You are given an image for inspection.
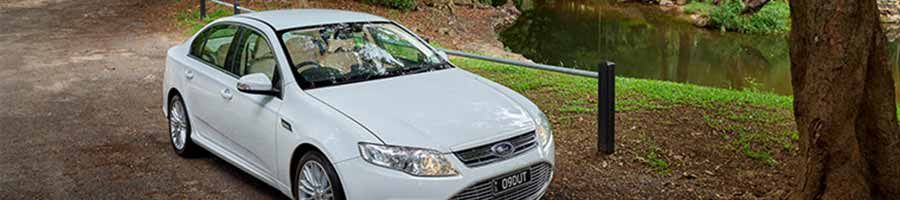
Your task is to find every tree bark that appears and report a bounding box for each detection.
[789,0,900,199]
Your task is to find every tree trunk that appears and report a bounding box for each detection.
[789,0,900,199]
[741,0,770,14]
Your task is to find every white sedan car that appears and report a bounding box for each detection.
[162,9,555,200]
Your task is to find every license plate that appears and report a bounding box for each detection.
[493,169,531,193]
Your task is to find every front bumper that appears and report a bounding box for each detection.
[334,139,555,200]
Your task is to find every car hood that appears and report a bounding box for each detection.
[305,68,535,152]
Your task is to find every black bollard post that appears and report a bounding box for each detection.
[199,0,207,19]
[598,61,615,154]
[234,0,240,15]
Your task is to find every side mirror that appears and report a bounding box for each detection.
[436,50,449,61]
[236,73,275,95]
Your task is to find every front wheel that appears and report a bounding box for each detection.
[294,151,346,200]
[168,95,202,157]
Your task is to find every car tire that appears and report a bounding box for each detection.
[293,151,346,200]
[168,94,202,157]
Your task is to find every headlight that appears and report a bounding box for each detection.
[358,143,459,177]
[535,112,553,148]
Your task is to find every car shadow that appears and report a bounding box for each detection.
[198,153,291,199]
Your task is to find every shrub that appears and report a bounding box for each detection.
[707,0,790,34]
[362,0,417,11]
[744,1,790,34]
[709,0,745,31]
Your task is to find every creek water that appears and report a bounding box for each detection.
[499,0,900,96]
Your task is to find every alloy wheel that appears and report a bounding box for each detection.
[169,99,188,150]
[298,160,334,200]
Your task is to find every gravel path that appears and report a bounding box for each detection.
[0,0,287,199]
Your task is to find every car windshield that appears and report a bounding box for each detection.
[280,22,449,89]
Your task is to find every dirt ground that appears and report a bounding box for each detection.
[0,0,798,199]
[0,0,285,199]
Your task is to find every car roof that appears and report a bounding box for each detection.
[239,9,392,31]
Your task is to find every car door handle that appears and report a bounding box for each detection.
[220,89,233,100]
[185,70,194,80]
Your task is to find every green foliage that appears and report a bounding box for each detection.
[742,144,778,166]
[560,99,593,113]
[702,105,794,166]
[176,8,231,36]
[708,0,745,32]
[691,0,790,34]
[742,77,762,92]
[362,0,417,11]
[647,150,670,173]
[683,1,715,15]
[615,77,793,110]
[744,1,791,34]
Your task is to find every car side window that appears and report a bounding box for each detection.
[189,31,206,57]
[236,29,276,80]
[195,24,239,71]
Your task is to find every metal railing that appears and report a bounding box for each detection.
[439,49,598,78]
[198,0,616,154]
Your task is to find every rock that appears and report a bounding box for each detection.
[422,0,481,7]
[659,0,675,7]
[438,27,454,36]
[883,15,900,23]
[681,172,697,180]
[635,156,647,163]
[691,14,710,27]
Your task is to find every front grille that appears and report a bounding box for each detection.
[454,131,537,167]
[450,163,552,200]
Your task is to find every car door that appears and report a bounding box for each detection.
[225,26,283,175]
[185,24,241,145]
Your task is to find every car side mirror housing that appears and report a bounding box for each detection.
[237,73,276,95]
[436,50,449,62]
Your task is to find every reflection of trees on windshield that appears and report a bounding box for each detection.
[282,23,446,89]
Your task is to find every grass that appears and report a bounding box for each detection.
[176,7,232,36]
[642,134,671,173]
[455,57,792,111]
[646,147,671,173]
[455,57,797,166]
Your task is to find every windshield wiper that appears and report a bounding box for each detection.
[302,63,452,89]
[394,62,449,75]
